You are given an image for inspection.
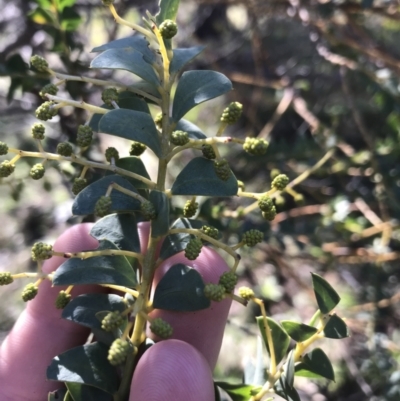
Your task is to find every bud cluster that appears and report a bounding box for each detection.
[129,141,147,156]
[183,200,198,218]
[221,102,243,124]
[214,159,231,181]
[108,338,130,366]
[95,196,112,217]
[101,311,124,332]
[204,283,226,302]
[150,318,173,339]
[35,101,58,121]
[243,137,269,156]
[31,242,53,261]
[184,237,203,260]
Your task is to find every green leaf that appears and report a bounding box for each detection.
[47,342,119,395]
[90,213,140,253]
[311,273,341,314]
[159,218,204,260]
[92,35,155,64]
[60,7,81,31]
[53,240,137,287]
[48,388,68,401]
[284,350,295,388]
[156,0,180,24]
[274,377,301,401]
[323,314,350,339]
[172,71,232,122]
[171,157,238,196]
[72,175,141,216]
[99,109,161,157]
[281,321,318,342]
[113,157,151,189]
[91,48,160,86]
[175,119,207,139]
[256,317,290,365]
[89,92,150,132]
[153,264,210,311]
[214,382,255,401]
[170,47,205,76]
[66,383,112,401]
[29,6,55,25]
[150,190,170,237]
[62,294,127,328]
[295,348,335,381]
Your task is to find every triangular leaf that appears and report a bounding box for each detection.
[66,382,113,401]
[150,190,170,237]
[281,321,318,342]
[256,317,290,365]
[72,175,141,216]
[53,240,137,287]
[274,376,301,401]
[171,157,238,196]
[175,119,207,139]
[90,213,141,253]
[323,314,350,339]
[284,350,295,388]
[172,70,232,122]
[91,48,160,86]
[47,342,120,395]
[170,46,205,76]
[153,263,210,311]
[159,218,204,260]
[311,273,341,314]
[214,382,255,401]
[91,35,155,64]
[99,109,161,157]
[295,348,335,381]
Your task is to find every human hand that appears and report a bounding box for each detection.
[0,223,231,401]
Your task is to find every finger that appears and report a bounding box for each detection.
[0,224,99,401]
[130,339,214,401]
[149,247,232,370]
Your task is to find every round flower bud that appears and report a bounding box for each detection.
[150,318,173,339]
[201,225,219,240]
[204,283,226,302]
[170,130,189,146]
[271,174,289,191]
[30,163,45,180]
[31,123,45,140]
[220,102,243,124]
[55,291,71,309]
[243,137,269,156]
[214,159,231,181]
[0,272,13,286]
[102,311,124,332]
[242,229,263,247]
[95,196,112,217]
[184,237,203,261]
[201,144,216,160]
[108,338,131,366]
[140,201,157,220]
[154,112,163,129]
[101,88,119,106]
[72,177,87,195]
[218,271,238,293]
[129,141,147,156]
[56,142,73,157]
[21,283,39,302]
[105,147,120,162]
[183,200,198,218]
[31,242,53,261]
[238,286,255,301]
[262,209,277,222]
[159,19,178,39]
[35,101,57,121]
[0,161,15,178]
[39,83,58,99]
[258,196,274,213]
[76,125,93,148]
[0,142,9,156]
[30,55,49,72]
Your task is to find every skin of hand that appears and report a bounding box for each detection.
[0,223,231,401]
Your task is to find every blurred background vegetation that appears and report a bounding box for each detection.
[1,0,400,400]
